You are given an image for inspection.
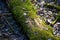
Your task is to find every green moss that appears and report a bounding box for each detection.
[57,11,60,20]
[8,0,60,40]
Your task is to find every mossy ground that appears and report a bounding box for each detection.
[8,0,60,40]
